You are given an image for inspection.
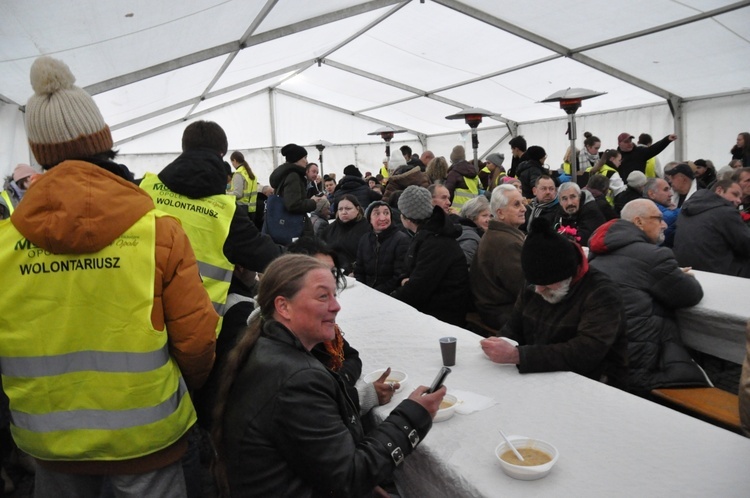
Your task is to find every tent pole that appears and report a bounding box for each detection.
[269,89,278,169]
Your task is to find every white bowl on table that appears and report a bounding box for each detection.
[433,393,459,423]
[363,369,408,393]
[495,436,559,480]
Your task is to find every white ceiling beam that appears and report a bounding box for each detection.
[273,87,427,138]
[324,60,511,125]
[574,1,750,53]
[432,0,676,101]
[110,60,313,131]
[84,0,403,96]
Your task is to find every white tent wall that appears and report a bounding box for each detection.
[683,92,750,167]
[0,103,33,179]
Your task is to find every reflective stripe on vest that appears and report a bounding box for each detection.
[1,191,14,216]
[235,167,258,213]
[140,173,234,334]
[0,211,196,461]
[453,176,480,207]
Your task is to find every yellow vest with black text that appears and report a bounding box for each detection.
[140,173,234,335]
[0,211,196,461]
[0,191,14,218]
[453,176,480,208]
[235,167,258,214]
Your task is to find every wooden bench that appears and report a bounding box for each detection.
[651,387,741,433]
[465,312,500,338]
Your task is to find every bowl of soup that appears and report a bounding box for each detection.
[363,369,408,393]
[495,436,559,480]
[433,393,459,423]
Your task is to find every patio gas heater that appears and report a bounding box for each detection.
[368,126,407,173]
[445,107,495,170]
[540,88,605,183]
[311,139,333,179]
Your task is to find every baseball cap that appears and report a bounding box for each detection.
[617,132,635,143]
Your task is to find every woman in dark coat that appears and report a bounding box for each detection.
[319,194,370,274]
[212,254,443,497]
[268,143,317,240]
[355,201,410,294]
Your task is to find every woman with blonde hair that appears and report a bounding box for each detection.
[211,254,444,497]
[228,150,258,220]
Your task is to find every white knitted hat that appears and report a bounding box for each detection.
[25,56,113,168]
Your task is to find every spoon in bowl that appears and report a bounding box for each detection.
[498,428,525,462]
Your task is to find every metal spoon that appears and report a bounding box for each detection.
[498,428,525,462]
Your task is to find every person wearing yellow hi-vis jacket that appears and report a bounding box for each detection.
[142,121,283,335]
[445,145,480,209]
[2,55,217,496]
[227,150,258,220]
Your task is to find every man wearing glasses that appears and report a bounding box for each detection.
[588,199,707,394]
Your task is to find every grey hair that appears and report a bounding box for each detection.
[620,198,653,222]
[642,178,664,198]
[459,195,490,221]
[490,184,518,213]
[557,182,581,196]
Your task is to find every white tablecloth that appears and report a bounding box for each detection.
[337,278,750,497]
[677,270,750,364]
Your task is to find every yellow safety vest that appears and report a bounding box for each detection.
[0,211,196,461]
[0,191,14,217]
[140,173,234,335]
[645,157,657,178]
[380,165,390,179]
[453,176,480,208]
[596,165,618,206]
[235,167,258,214]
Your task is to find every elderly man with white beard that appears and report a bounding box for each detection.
[480,217,628,389]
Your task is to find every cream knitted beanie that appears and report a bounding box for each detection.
[25,56,113,168]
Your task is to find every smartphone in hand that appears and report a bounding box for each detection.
[427,366,451,394]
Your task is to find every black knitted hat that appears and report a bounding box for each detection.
[521,217,579,285]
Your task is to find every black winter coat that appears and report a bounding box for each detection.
[618,137,672,180]
[222,320,432,497]
[158,149,282,271]
[391,206,470,326]
[269,162,316,239]
[354,224,410,294]
[333,176,382,212]
[500,259,628,389]
[320,217,371,274]
[673,189,750,277]
[589,219,707,392]
[516,159,547,199]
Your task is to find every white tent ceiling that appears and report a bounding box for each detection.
[2,0,750,179]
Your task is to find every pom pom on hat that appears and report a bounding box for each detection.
[398,185,434,221]
[450,145,466,163]
[281,143,307,163]
[25,56,113,168]
[521,217,580,285]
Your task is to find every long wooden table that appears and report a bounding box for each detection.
[336,278,750,497]
[677,270,750,364]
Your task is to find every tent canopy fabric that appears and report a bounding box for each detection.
[2,0,749,180]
